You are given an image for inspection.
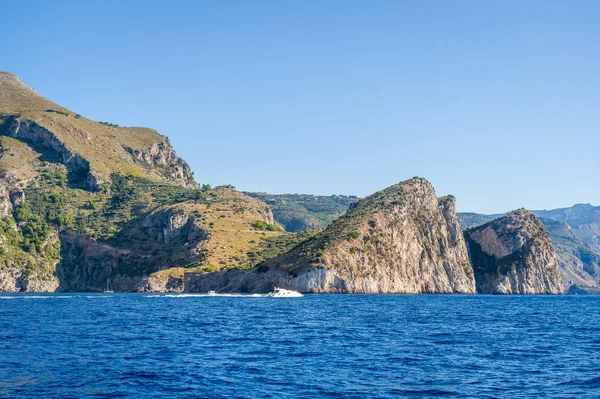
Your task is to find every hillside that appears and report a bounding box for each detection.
[0,72,294,292]
[188,178,476,293]
[0,72,196,190]
[244,192,358,232]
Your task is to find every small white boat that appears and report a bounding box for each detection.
[207,290,217,295]
[268,287,303,298]
[104,278,114,293]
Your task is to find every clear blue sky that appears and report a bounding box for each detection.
[2,0,598,213]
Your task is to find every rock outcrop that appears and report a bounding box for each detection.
[135,272,185,293]
[465,209,563,294]
[0,268,60,292]
[187,178,476,294]
[124,141,197,188]
[0,228,61,293]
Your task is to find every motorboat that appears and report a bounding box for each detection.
[207,290,217,295]
[267,287,303,298]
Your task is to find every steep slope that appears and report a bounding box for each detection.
[0,72,292,292]
[0,72,196,190]
[464,209,563,294]
[187,178,476,293]
[245,192,358,232]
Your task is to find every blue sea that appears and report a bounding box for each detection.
[1,294,599,398]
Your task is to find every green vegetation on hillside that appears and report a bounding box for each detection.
[245,192,358,232]
[457,213,498,229]
[253,220,282,232]
[22,170,207,241]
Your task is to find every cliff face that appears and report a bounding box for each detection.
[0,227,61,293]
[188,178,476,294]
[465,209,563,294]
[56,204,207,292]
[0,268,60,292]
[124,141,197,188]
[459,205,600,293]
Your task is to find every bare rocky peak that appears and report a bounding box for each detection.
[468,209,544,258]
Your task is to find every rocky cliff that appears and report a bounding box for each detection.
[465,209,563,294]
[459,208,600,293]
[187,178,476,293]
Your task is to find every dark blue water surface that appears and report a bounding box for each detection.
[1,294,599,398]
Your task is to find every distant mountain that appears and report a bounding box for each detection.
[244,192,358,232]
[456,212,498,229]
[539,218,600,291]
[533,204,600,249]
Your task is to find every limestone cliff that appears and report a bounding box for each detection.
[465,209,563,294]
[187,178,476,293]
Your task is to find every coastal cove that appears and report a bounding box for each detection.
[1,293,599,398]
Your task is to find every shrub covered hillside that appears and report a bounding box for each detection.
[0,72,300,292]
[244,192,358,232]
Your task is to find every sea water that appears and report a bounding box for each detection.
[1,294,599,398]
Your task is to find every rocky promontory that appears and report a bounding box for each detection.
[187,178,477,294]
[465,209,563,294]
